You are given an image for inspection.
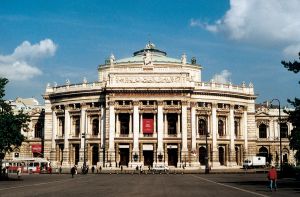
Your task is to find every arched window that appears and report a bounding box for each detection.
[34,122,43,138]
[198,119,207,135]
[218,120,224,136]
[259,124,267,138]
[280,123,288,138]
[92,119,99,136]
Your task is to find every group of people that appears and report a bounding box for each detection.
[70,165,101,177]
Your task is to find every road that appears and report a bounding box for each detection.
[0,173,299,197]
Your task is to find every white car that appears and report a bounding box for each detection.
[152,165,169,173]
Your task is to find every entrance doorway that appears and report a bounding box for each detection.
[119,148,129,166]
[167,148,178,166]
[199,147,206,165]
[143,151,153,166]
[74,144,79,165]
[92,145,99,165]
[219,147,225,165]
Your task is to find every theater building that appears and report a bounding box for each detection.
[6,43,295,169]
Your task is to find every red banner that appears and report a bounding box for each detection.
[32,144,42,153]
[143,118,154,134]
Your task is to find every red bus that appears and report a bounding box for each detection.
[5,158,50,174]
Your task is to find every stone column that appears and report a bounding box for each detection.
[164,113,167,137]
[140,113,143,136]
[157,101,164,163]
[154,114,157,135]
[229,105,236,166]
[133,101,139,152]
[78,104,87,167]
[191,102,196,151]
[243,108,248,158]
[108,101,116,167]
[116,113,119,137]
[211,103,219,167]
[62,106,70,167]
[50,109,57,165]
[181,101,188,164]
[99,104,105,167]
[131,101,140,167]
[190,102,200,167]
[129,113,132,137]
[177,113,181,137]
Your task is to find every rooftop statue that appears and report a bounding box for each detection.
[144,50,152,66]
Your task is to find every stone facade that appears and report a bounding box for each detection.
[6,43,296,169]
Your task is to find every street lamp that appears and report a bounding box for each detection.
[205,129,210,174]
[270,99,282,176]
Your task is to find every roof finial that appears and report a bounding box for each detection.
[146,41,155,49]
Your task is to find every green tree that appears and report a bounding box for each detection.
[0,78,30,178]
[281,52,300,164]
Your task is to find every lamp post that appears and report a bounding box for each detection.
[205,130,210,174]
[270,99,282,176]
[82,133,87,173]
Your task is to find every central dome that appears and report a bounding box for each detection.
[115,42,182,64]
[133,42,167,57]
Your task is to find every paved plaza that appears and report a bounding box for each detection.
[0,173,299,197]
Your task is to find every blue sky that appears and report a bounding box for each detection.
[0,0,299,106]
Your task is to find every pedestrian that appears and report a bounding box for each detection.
[48,166,52,174]
[74,165,77,174]
[99,166,102,173]
[17,167,21,179]
[267,165,277,191]
[59,166,62,174]
[91,166,95,173]
[71,166,76,178]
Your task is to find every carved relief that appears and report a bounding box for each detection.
[256,119,270,127]
[114,76,184,84]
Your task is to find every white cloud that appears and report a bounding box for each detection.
[193,0,300,57]
[283,44,300,58]
[0,39,57,80]
[211,70,231,84]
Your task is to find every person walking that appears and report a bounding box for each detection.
[71,166,76,178]
[17,167,22,179]
[267,166,277,191]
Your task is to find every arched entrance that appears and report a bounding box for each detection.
[219,147,225,165]
[258,146,269,163]
[282,148,289,163]
[92,145,99,165]
[199,147,206,165]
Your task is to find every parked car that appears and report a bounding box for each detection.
[152,165,169,173]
